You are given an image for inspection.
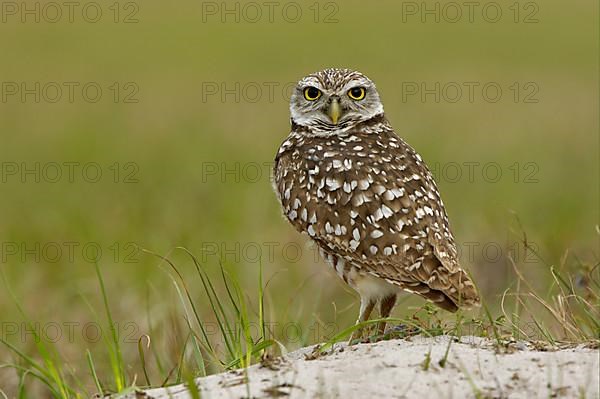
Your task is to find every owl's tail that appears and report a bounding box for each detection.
[405,268,481,312]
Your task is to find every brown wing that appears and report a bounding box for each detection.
[273,122,479,309]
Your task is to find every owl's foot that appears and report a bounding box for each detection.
[348,298,376,345]
[350,324,419,345]
[348,330,386,345]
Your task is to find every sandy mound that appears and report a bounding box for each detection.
[127,336,599,398]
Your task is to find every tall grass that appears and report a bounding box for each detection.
[145,247,278,373]
[0,238,598,397]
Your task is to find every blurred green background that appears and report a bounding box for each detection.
[0,0,598,394]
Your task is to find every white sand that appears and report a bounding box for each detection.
[128,336,599,399]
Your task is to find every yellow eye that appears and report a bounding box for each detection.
[303,87,321,101]
[348,87,366,100]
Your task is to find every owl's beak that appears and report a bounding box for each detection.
[328,99,342,125]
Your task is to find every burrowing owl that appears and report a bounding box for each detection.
[273,68,479,341]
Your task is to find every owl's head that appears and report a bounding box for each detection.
[290,68,384,134]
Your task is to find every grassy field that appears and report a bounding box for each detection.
[0,0,598,397]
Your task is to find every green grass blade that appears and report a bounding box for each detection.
[92,261,126,391]
[86,349,103,395]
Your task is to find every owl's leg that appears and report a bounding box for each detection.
[348,297,375,344]
[377,294,397,335]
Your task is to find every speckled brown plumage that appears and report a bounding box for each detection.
[273,68,479,339]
